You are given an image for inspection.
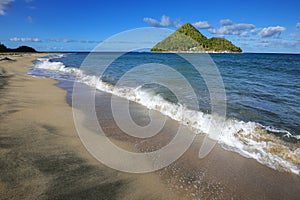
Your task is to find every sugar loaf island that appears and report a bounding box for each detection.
[151,23,242,53]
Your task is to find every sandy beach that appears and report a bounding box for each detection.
[0,54,181,200]
[0,53,300,200]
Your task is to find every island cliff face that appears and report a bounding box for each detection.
[151,23,242,53]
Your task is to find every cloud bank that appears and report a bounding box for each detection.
[9,37,101,43]
[192,21,211,29]
[209,23,255,36]
[0,0,14,15]
[9,37,41,42]
[144,15,212,29]
[219,19,233,25]
[143,15,173,27]
[46,38,101,43]
[258,26,286,38]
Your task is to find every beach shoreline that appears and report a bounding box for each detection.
[0,53,300,199]
[0,53,183,200]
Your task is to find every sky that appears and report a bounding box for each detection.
[0,0,300,53]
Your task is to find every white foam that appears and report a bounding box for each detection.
[35,57,84,77]
[35,58,66,71]
[266,126,300,139]
[32,55,300,175]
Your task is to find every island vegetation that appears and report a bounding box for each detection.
[151,23,242,53]
[0,43,37,53]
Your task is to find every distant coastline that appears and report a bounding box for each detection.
[0,43,37,53]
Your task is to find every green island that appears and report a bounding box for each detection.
[151,23,242,53]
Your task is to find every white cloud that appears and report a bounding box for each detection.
[143,17,159,26]
[258,26,286,38]
[289,33,300,41]
[27,16,32,23]
[9,37,41,42]
[212,23,255,35]
[160,15,172,26]
[240,31,248,37]
[220,19,233,25]
[173,20,182,28]
[235,37,258,41]
[47,38,101,43]
[143,15,172,27]
[192,21,211,29]
[250,28,262,35]
[296,23,300,30]
[47,38,70,43]
[143,15,213,30]
[208,28,217,34]
[255,39,299,48]
[143,15,184,28]
[9,37,100,44]
[0,0,14,15]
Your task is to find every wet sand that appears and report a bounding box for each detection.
[0,53,300,199]
[67,82,300,200]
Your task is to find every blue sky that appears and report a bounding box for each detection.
[1,0,300,53]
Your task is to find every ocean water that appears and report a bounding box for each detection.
[29,52,300,174]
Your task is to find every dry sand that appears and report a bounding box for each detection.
[0,53,300,200]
